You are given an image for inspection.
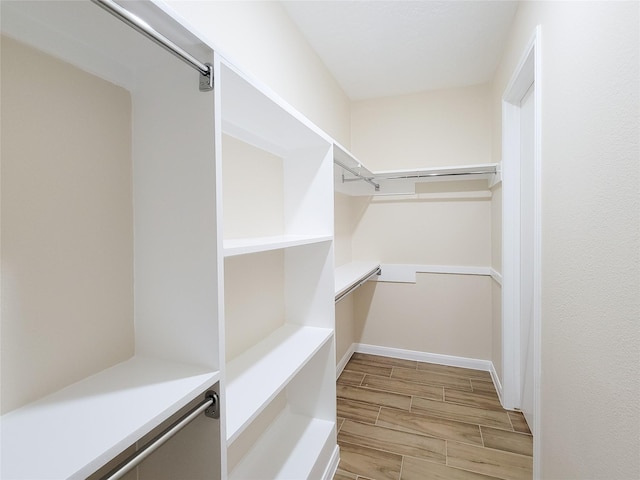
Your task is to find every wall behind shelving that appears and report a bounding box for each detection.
[340,83,494,363]
[0,36,134,413]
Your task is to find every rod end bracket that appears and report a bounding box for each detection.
[204,390,220,419]
[200,64,214,92]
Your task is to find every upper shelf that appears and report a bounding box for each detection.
[0,356,219,479]
[220,60,330,158]
[333,143,501,196]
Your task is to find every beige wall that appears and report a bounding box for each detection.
[492,1,639,477]
[166,0,351,147]
[347,84,494,362]
[351,84,492,171]
[0,37,134,413]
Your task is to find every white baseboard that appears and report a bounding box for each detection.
[351,343,503,403]
[354,343,494,372]
[489,361,504,404]
[321,445,340,480]
[336,343,504,407]
[336,343,356,379]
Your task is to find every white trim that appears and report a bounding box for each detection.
[490,268,503,286]
[501,25,542,479]
[336,343,356,379]
[354,343,494,374]
[489,362,504,405]
[321,445,340,480]
[373,264,492,283]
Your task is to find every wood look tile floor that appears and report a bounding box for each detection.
[334,353,533,480]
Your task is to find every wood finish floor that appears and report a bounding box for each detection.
[334,353,532,480]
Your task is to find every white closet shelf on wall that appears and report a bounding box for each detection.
[334,143,501,196]
[224,234,333,257]
[225,324,333,444]
[335,261,381,302]
[0,357,219,480]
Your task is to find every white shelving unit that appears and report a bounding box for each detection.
[1,2,222,479]
[2,2,339,479]
[216,59,338,478]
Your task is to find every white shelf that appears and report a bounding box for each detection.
[226,324,333,444]
[224,234,332,257]
[0,356,219,480]
[335,261,381,300]
[228,409,334,480]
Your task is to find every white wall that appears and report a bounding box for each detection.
[348,84,494,362]
[0,36,134,413]
[165,0,351,147]
[492,1,639,477]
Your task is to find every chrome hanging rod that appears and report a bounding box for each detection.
[102,391,219,480]
[91,0,213,91]
[334,159,380,192]
[376,168,497,181]
[335,267,381,303]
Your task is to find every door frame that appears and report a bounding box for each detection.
[501,25,542,475]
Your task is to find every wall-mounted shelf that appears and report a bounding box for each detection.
[224,234,332,257]
[225,324,333,444]
[333,143,501,196]
[1,357,219,479]
[228,409,335,480]
[335,261,381,302]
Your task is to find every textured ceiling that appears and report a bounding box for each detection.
[281,1,519,100]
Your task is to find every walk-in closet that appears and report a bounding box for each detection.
[2,1,639,479]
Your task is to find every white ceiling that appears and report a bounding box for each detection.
[281,1,519,101]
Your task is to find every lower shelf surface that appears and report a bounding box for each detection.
[229,409,335,480]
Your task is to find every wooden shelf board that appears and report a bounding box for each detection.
[224,234,332,257]
[335,261,381,298]
[228,409,334,480]
[0,356,218,480]
[225,324,333,444]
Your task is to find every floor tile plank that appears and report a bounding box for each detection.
[480,426,533,457]
[338,370,366,386]
[392,367,473,391]
[447,441,533,480]
[338,384,411,411]
[508,411,532,435]
[470,379,500,395]
[352,353,418,370]
[417,362,492,381]
[334,469,358,480]
[401,456,501,480]
[412,397,512,430]
[363,374,444,400]
[339,420,446,464]
[345,360,393,377]
[377,407,483,446]
[337,398,380,424]
[338,442,402,480]
[444,388,504,411]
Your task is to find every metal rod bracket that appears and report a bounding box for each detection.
[199,64,214,92]
[204,390,219,419]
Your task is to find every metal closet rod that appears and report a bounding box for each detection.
[91,0,213,91]
[334,159,380,191]
[102,391,219,480]
[335,267,382,303]
[377,168,497,180]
